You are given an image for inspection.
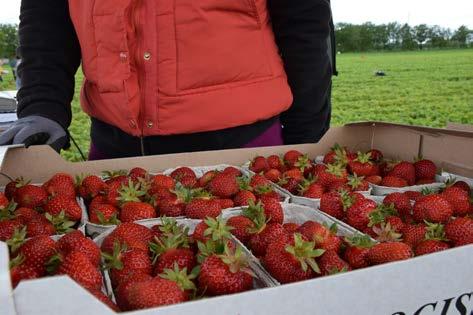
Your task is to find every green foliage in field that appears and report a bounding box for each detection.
[1,50,472,161]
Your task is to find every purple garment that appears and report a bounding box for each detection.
[88,121,283,160]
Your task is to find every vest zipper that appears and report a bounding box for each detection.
[134,2,146,156]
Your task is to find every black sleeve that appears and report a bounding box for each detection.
[268,0,333,144]
[16,0,81,130]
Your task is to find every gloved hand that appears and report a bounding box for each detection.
[0,115,68,152]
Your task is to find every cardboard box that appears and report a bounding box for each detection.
[1,122,473,315]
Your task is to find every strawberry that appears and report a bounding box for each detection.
[101,223,154,255]
[233,190,256,207]
[55,251,103,290]
[367,149,383,162]
[441,186,470,217]
[388,162,416,186]
[208,173,239,198]
[323,144,348,165]
[115,273,153,311]
[17,235,57,276]
[283,223,300,234]
[26,218,55,237]
[383,192,412,218]
[248,223,287,257]
[348,152,375,177]
[282,168,304,182]
[365,175,382,185]
[196,171,217,188]
[300,182,325,199]
[297,221,342,253]
[249,174,270,189]
[267,155,284,170]
[381,176,408,187]
[5,177,27,200]
[0,219,23,241]
[185,199,221,219]
[264,169,282,183]
[151,174,176,190]
[179,175,197,188]
[102,170,128,186]
[367,242,413,265]
[127,277,188,310]
[346,198,377,231]
[10,261,40,288]
[320,191,346,220]
[128,167,148,182]
[44,195,82,222]
[284,150,303,168]
[154,248,196,276]
[216,198,235,209]
[192,217,233,245]
[57,230,101,266]
[88,289,120,312]
[318,164,348,188]
[401,224,427,248]
[0,192,9,209]
[43,173,76,199]
[414,159,437,180]
[404,191,424,202]
[120,201,156,223]
[77,175,106,200]
[14,207,42,223]
[222,167,242,177]
[198,245,253,296]
[318,250,351,275]
[170,167,196,181]
[445,217,473,247]
[158,198,185,217]
[89,203,120,225]
[413,195,453,223]
[227,215,255,244]
[415,239,450,256]
[263,233,324,284]
[250,156,269,173]
[259,198,284,225]
[15,184,48,209]
[293,155,314,177]
[344,234,375,269]
[103,243,153,288]
[279,177,300,194]
[452,181,471,195]
[346,174,370,192]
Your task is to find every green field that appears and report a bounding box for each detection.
[1,49,473,161]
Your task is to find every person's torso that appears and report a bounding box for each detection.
[68,0,293,136]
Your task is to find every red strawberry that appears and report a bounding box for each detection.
[263,233,324,284]
[388,162,416,186]
[318,250,351,275]
[250,174,270,189]
[185,199,221,219]
[367,242,413,265]
[101,223,154,255]
[344,234,375,269]
[346,174,370,192]
[208,173,239,198]
[216,198,235,209]
[248,223,287,257]
[158,198,185,217]
[264,169,282,183]
[227,215,255,244]
[365,175,382,185]
[120,202,156,223]
[320,191,346,220]
[115,273,153,311]
[56,251,103,290]
[17,235,57,276]
[284,150,303,168]
[57,230,101,266]
[381,176,408,187]
[297,221,342,253]
[415,239,449,256]
[196,171,217,188]
[301,183,325,199]
[404,191,424,202]
[77,175,106,200]
[14,207,42,223]
[198,245,253,296]
[401,224,427,248]
[346,199,377,231]
[282,168,304,182]
[89,203,120,225]
[0,219,24,241]
[0,192,9,208]
[170,167,196,181]
[155,248,196,276]
[44,195,82,222]
[192,217,233,245]
[151,174,175,190]
[128,167,148,182]
[279,177,300,194]
[127,278,188,310]
[267,155,284,170]
[452,181,471,195]
[250,156,269,173]
[283,223,300,234]
[5,178,26,200]
[26,218,55,237]
[445,217,473,247]
[318,164,348,188]
[43,173,76,199]
[441,186,470,217]
[10,262,40,288]
[15,185,48,209]
[260,198,284,225]
[383,192,412,218]
[179,175,197,188]
[348,152,375,177]
[222,167,242,177]
[233,190,256,207]
[414,159,437,180]
[322,144,348,165]
[367,149,383,162]
[413,195,453,223]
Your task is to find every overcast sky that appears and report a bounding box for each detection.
[1,0,472,29]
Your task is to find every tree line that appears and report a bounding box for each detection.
[335,22,472,52]
[1,22,472,57]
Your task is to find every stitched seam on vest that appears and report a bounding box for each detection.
[158,74,287,97]
[246,0,261,27]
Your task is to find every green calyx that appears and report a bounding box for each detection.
[368,204,398,227]
[46,253,63,275]
[96,211,120,226]
[171,183,195,204]
[45,211,76,234]
[197,240,225,263]
[326,164,345,178]
[0,202,18,221]
[9,253,25,269]
[344,234,375,248]
[328,266,349,275]
[285,233,325,274]
[347,174,366,189]
[149,232,190,264]
[160,263,197,294]
[218,244,254,276]
[424,221,448,241]
[101,170,127,181]
[294,154,311,172]
[117,179,147,205]
[340,190,355,211]
[237,176,252,191]
[203,217,233,242]
[354,152,372,164]
[243,200,268,234]
[372,222,402,242]
[101,241,126,271]
[6,226,27,253]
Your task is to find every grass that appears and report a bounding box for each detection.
[1,49,473,161]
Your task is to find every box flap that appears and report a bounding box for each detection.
[0,243,17,315]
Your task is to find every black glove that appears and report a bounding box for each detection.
[0,115,68,152]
